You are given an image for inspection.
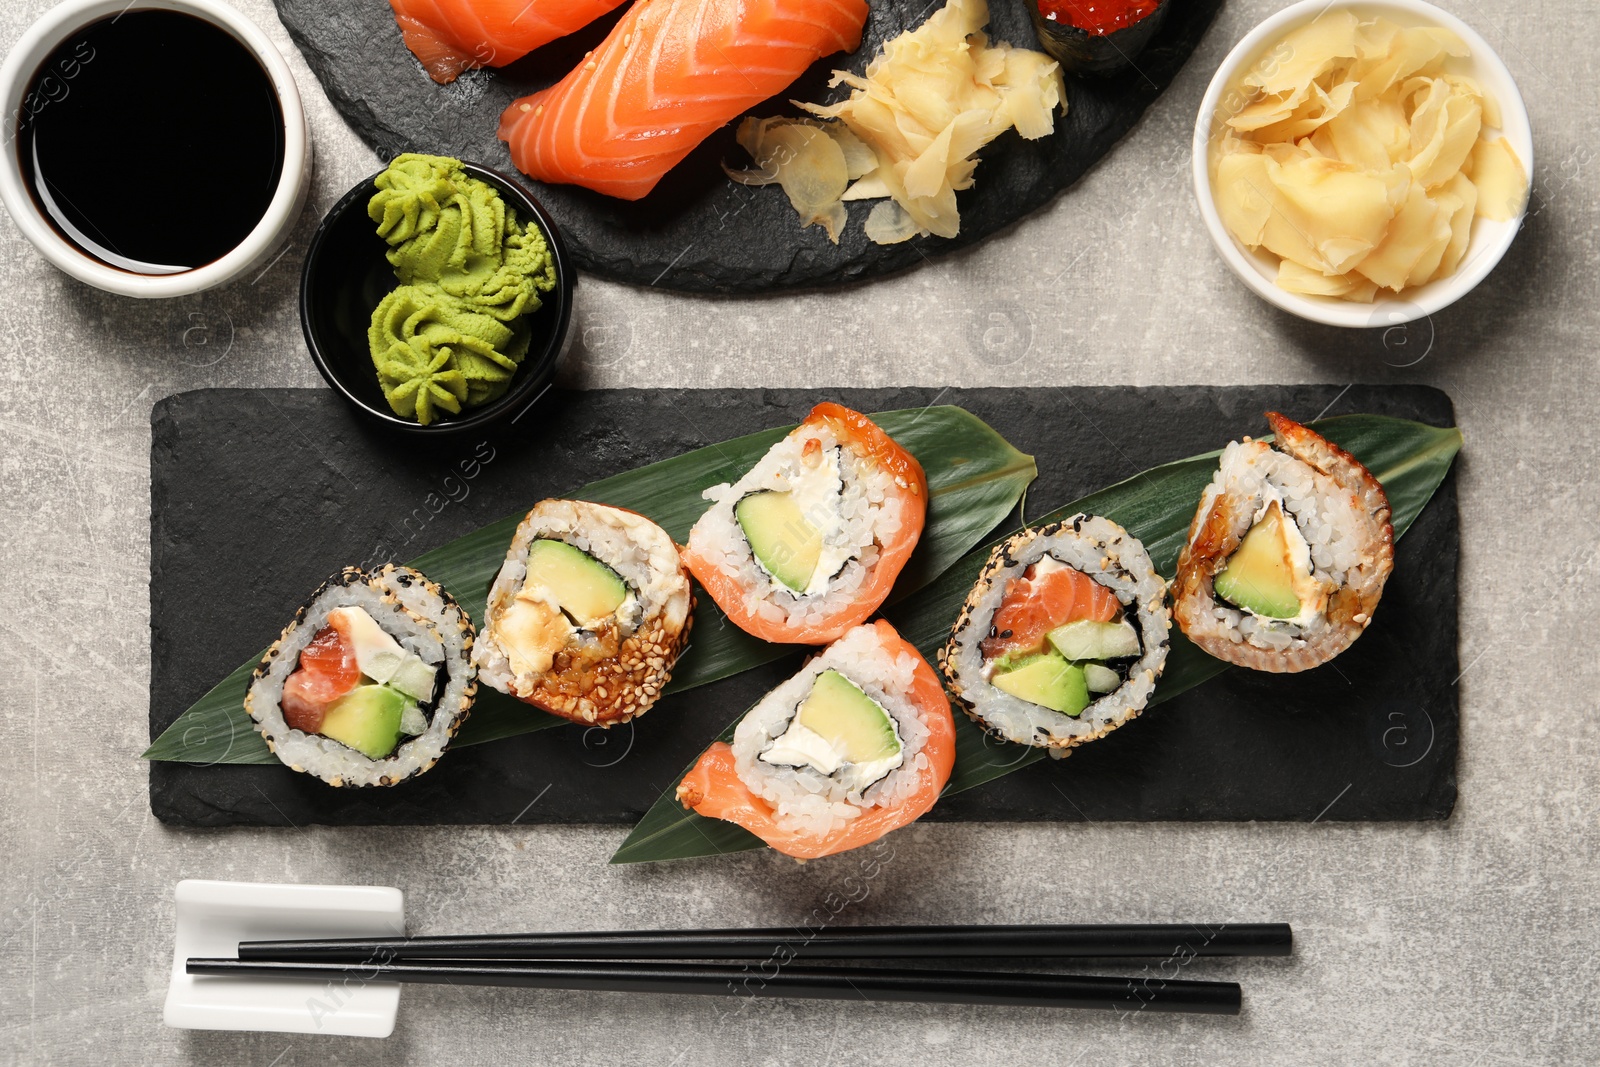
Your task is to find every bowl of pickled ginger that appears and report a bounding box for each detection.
[1192,0,1532,328]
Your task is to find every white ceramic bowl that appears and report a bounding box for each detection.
[1191,0,1533,328]
[0,0,311,298]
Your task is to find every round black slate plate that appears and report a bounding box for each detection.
[273,0,1222,292]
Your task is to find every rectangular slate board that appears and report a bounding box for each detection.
[149,386,1459,828]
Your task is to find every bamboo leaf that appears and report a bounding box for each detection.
[610,414,1462,864]
[144,407,1036,765]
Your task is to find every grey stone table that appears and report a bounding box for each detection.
[1,0,1594,1063]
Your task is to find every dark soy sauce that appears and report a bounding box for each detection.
[17,10,285,274]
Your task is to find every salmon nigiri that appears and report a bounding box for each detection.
[682,403,928,646]
[677,621,955,860]
[390,0,628,84]
[497,0,869,200]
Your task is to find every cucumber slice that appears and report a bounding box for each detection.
[388,656,437,701]
[398,701,428,737]
[1083,663,1121,693]
[1047,619,1140,661]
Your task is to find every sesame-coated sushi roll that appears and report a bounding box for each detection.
[473,499,693,726]
[941,515,1171,753]
[1172,412,1393,673]
[683,403,927,646]
[677,620,954,860]
[245,565,477,787]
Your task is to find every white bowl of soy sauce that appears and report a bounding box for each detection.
[0,0,311,298]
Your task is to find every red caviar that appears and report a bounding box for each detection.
[1037,0,1161,36]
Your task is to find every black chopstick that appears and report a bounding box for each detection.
[238,922,1290,962]
[188,958,1242,1014]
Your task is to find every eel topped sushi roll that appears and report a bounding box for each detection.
[474,499,693,726]
[246,565,477,787]
[1172,412,1394,672]
[683,403,928,645]
[677,620,955,860]
[941,515,1171,753]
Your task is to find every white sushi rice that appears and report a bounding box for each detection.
[1185,440,1370,654]
[943,515,1171,752]
[246,568,475,788]
[688,424,903,631]
[474,499,691,699]
[730,625,932,839]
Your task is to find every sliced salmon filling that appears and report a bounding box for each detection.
[281,626,361,733]
[981,558,1122,661]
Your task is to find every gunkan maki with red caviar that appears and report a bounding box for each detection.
[1027,0,1169,75]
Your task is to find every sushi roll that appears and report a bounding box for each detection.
[682,403,928,645]
[677,620,954,860]
[1172,412,1394,673]
[940,515,1171,753]
[245,565,477,787]
[473,499,693,725]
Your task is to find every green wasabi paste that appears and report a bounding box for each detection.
[366,154,557,425]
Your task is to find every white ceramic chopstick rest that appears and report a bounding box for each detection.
[164,879,405,1037]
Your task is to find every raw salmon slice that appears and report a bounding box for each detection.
[390,0,628,84]
[981,562,1122,660]
[497,0,869,200]
[281,626,361,733]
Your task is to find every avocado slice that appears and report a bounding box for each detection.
[992,652,1090,716]
[526,539,628,625]
[735,490,822,593]
[318,684,407,759]
[794,669,902,765]
[1213,501,1302,619]
[1047,619,1141,661]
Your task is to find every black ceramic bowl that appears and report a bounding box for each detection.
[1028,0,1170,76]
[300,161,573,437]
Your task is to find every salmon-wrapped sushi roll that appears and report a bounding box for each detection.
[677,620,954,860]
[941,515,1171,754]
[473,499,693,726]
[682,403,927,645]
[1172,412,1394,673]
